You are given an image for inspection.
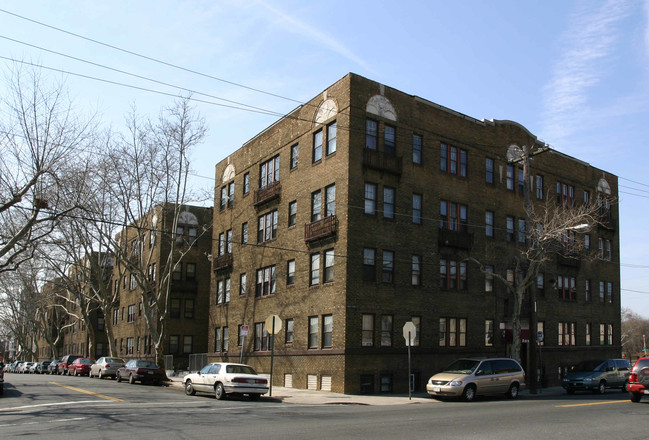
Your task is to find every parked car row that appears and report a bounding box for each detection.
[3,356,167,386]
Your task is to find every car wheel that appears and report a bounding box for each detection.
[98,370,103,379]
[622,380,629,393]
[249,393,261,401]
[116,373,122,383]
[597,381,606,394]
[129,374,135,384]
[185,381,196,396]
[215,383,226,400]
[506,383,519,399]
[631,392,642,403]
[462,385,476,402]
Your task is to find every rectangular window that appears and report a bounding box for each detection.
[383,187,395,219]
[536,175,544,199]
[324,249,334,283]
[384,125,396,155]
[313,129,323,162]
[485,266,494,293]
[311,190,322,222]
[599,323,606,345]
[364,183,377,215]
[243,172,250,195]
[411,255,421,286]
[362,314,374,347]
[127,305,136,323]
[586,323,592,346]
[285,319,294,344]
[439,318,467,347]
[365,119,378,150]
[327,121,337,155]
[240,273,247,295]
[290,143,299,169]
[169,335,179,354]
[288,201,297,227]
[325,184,336,217]
[557,275,576,301]
[410,316,421,347]
[170,299,181,318]
[255,265,276,297]
[220,186,227,211]
[506,216,515,241]
[184,299,194,319]
[308,316,319,349]
[585,234,590,250]
[286,260,295,286]
[310,253,320,286]
[222,328,229,352]
[127,337,134,355]
[485,158,494,184]
[518,219,526,243]
[584,190,590,206]
[439,200,468,232]
[412,134,422,164]
[382,250,394,283]
[485,320,494,346]
[537,273,545,293]
[218,232,225,256]
[518,168,524,195]
[363,248,376,281]
[183,335,193,354]
[606,282,613,303]
[224,278,231,303]
[241,222,248,244]
[259,155,280,189]
[257,210,278,243]
[599,281,605,302]
[440,260,467,291]
[412,193,422,224]
[322,314,333,348]
[129,273,137,290]
[506,165,514,191]
[380,315,393,347]
[440,143,467,176]
[216,280,224,304]
[226,229,232,254]
[558,322,576,346]
[185,262,196,282]
[485,211,494,237]
[585,279,591,302]
[607,324,613,345]
[254,322,270,351]
[556,182,575,207]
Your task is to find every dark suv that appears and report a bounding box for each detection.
[58,355,82,375]
[562,359,631,394]
[628,356,649,402]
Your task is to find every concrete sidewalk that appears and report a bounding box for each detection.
[167,375,565,405]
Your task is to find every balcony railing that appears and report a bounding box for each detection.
[254,182,281,206]
[557,251,581,268]
[212,253,233,272]
[305,215,338,243]
[363,149,402,175]
[438,228,474,250]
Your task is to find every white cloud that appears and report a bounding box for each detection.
[254,0,377,75]
[541,0,632,145]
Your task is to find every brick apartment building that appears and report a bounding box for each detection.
[209,73,620,394]
[110,204,213,370]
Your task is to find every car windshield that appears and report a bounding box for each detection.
[571,360,606,372]
[135,361,159,368]
[442,359,480,374]
[226,365,257,375]
[80,359,91,364]
[106,358,124,363]
[632,358,649,372]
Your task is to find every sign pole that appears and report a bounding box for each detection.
[408,330,412,400]
[239,335,245,364]
[269,319,275,397]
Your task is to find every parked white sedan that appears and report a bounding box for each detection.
[183,363,268,400]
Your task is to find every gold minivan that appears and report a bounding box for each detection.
[427,358,526,401]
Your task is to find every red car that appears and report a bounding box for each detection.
[68,358,93,377]
[58,355,82,375]
[628,356,649,402]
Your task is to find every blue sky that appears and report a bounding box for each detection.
[1,0,648,316]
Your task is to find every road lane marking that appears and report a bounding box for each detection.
[0,400,101,412]
[49,382,123,402]
[556,400,627,408]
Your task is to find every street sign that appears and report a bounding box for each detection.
[265,314,282,334]
[403,322,417,346]
[240,325,249,336]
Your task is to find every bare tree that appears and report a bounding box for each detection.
[106,98,207,366]
[0,65,96,274]
[622,308,649,359]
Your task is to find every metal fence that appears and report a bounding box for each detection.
[189,353,207,373]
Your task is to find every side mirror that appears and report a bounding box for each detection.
[475,369,484,376]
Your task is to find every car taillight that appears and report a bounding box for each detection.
[256,379,267,384]
[630,372,638,382]
[232,377,249,383]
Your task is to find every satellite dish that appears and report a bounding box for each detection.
[507,144,524,163]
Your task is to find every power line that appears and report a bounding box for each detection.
[0,8,304,105]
